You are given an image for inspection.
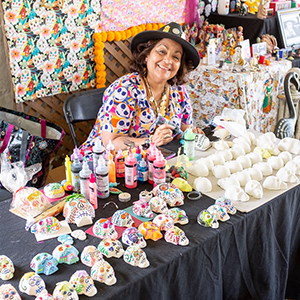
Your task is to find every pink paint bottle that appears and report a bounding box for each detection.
[153,150,166,187]
[147,143,157,185]
[115,149,125,178]
[125,148,137,189]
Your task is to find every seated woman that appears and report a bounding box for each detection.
[81,22,201,156]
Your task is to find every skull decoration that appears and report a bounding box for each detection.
[138,221,163,241]
[69,270,97,297]
[63,194,95,227]
[0,255,14,280]
[34,289,55,300]
[0,284,21,300]
[197,210,219,229]
[122,227,147,248]
[152,183,184,207]
[30,253,58,275]
[93,219,118,239]
[53,281,78,300]
[123,245,150,268]
[215,196,236,215]
[52,244,79,265]
[111,210,134,227]
[132,200,154,219]
[149,197,168,214]
[80,246,103,267]
[245,180,264,199]
[207,204,230,222]
[91,260,117,286]
[164,226,189,246]
[19,272,46,296]
[224,185,250,202]
[30,216,61,235]
[152,214,174,231]
[263,176,287,190]
[276,167,299,183]
[98,238,124,258]
[166,208,189,225]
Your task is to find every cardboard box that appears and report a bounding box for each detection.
[269,1,291,15]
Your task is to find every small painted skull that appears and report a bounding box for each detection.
[19,272,46,296]
[164,226,189,246]
[0,284,21,300]
[34,289,55,300]
[152,214,174,231]
[111,210,134,227]
[91,260,117,286]
[152,183,184,206]
[197,209,219,229]
[166,208,189,225]
[123,245,150,268]
[132,200,154,219]
[149,197,168,214]
[138,221,163,241]
[215,196,236,215]
[0,255,14,280]
[93,219,118,239]
[69,270,97,297]
[30,253,58,275]
[98,238,124,258]
[122,227,147,248]
[80,245,103,267]
[30,216,61,235]
[53,281,78,300]
[207,204,230,222]
[52,244,79,265]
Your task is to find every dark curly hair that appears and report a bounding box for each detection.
[128,39,194,86]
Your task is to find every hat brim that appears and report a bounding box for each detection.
[130,30,200,70]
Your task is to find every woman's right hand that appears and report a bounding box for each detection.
[152,123,174,146]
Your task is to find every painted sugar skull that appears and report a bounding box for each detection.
[53,281,78,300]
[122,227,147,248]
[63,194,95,227]
[34,289,55,300]
[215,196,236,215]
[30,216,61,235]
[91,260,117,286]
[0,255,14,280]
[80,246,103,267]
[152,183,184,207]
[19,272,46,296]
[93,219,118,239]
[149,197,168,214]
[52,244,79,265]
[111,210,134,227]
[0,284,21,300]
[30,253,58,275]
[98,238,124,258]
[166,208,189,225]
[152,214,174,231]
[132,200,154,219]
[69,270,97,297]
[207,204,230,222]
[123,245,150,268]
[164,226,189,246]
[138,221,163,241]
[197,210,219,229]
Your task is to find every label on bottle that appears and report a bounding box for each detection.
[153,166,166,186]
[93,153,100,172]
[71,172,80,193]
[116,157,125,177]
[148,159,154,183]
[184,140,195,160]
[80,177,90,200]
[125,163,137,186]
[95,172,109,197]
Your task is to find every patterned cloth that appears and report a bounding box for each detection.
[81,73,193,156]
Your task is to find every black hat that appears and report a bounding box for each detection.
[130,22,200,69]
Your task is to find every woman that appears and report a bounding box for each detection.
[81,22,201,155]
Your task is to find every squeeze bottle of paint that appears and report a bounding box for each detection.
[92,138,105,172]
[95,156,109,199]
[89,173,98,209]
[125,149,137,189]
[137,158,148,184]
[71,146,83,162]
[135,146,142,162]
[153,150,166,187]
[184,128,195,161]
[65,155,72,183]
[107,152,116,184]
[106,140,115,160]
[79,160,92,200]
[115,149,125,178]
[71,154,82,193]
[147,144,157,184]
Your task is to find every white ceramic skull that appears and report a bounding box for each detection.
[0,255,14,280]
[53,281,78,300]
[196,156,214,170]
[149,197,168,214]
[166,208,189,225]
[215,196,236,215]
[193,177,212,193]
[267,156,284,170]
[253,162,273,176]
[230,171,252,187]
[212,165,231,179]
[132,200,154,218]
[111,210,134,227]
[52,244,79,265]
[278,137,300,155]
[164,226,189,246]
[186,162,209,177]
[0,284,21,300]
[30,253,58,275]
[245,180,263,199]
[19,272,46,296]
[98,238,124,258]
[152,183,184,206]
[246,152,263,164]
[217,177,240,190]
[123,245,150,268]
[224,161,243,173]
[242,167,263,181]
[217,149,233,161]
[263,176,287,190]
[236,155,252,168]
[197,209,219,228]
[230,146,246,159]
[30,216,61,235]
[69,270,97,297]
[93,219,118,239]
[122,227,147,248]
[224,185,249,202]
[276,168,299,183]
[80,246,103,267]
[233,141,251,154]
[278,151,293,164]
[138,222,163,241]
[152,214,174,231]
[285,160,300,175]
[207,204,230,222]
[91,260,117,285]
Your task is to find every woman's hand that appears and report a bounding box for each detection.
[152,123,174,146]
[181,124,204,135]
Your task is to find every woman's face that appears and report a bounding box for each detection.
[146,38,183,83]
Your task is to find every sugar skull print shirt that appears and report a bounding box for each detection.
[81,73,193,156]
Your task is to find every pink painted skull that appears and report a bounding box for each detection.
[93,219,118,239]
[30,216,61,235]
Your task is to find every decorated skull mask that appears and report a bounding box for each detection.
[34,289,55,300]
[149,197,168,214]
[0,255,14,280]
[53,281,78,300]
[98,238,124,258]
[152,183,184,206]
[30,216,61,235]
[132,200,154,219]
[215,196,236,215]
[152,214,174,231]
[111,210,134,227]
[0,284,21,300]
[197,210,219,229]
[19,272,46,296]
[138,221,163,241]
[122,227,147,248]
[30,253,58,275]
[164,226,189,246]
[166,208,189,225]
[207,204,230,222]
[80,245,103,267]
[91,260,117,286]
[93,219,118,239]
[69,270,97,297]
[52,244,79,265]
[123,245,150,268]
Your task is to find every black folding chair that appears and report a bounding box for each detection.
[63,88,106,147]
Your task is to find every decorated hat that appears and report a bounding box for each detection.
[130,22,200,69]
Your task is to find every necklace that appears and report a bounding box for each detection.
[144,77,168,117]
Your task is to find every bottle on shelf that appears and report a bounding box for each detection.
[115,149,125,178]
[71,154,82,193]
[89,173,98,209]
[137,158,148,184]
[95,156,109,199]
[92,138,105,172]
[184,127,195,161]
[125,148,137,189]
[107,152,116,184]
[79,160,92,200]
[153,150,166,187]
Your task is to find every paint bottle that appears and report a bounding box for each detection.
[115,149,125,178]
[89,173,98,209]
[125,148,137,189]
[95,156,109,199]
[92,138,105,172]
[137,158,148,184]
[147,144,157,184]
[65,155,71,183]
[106,140,115,160]
[107,152,116,184]
[153,150,166,187]
[79,160,92,200]
[71,146,83,162]
[71,154,82,193]
[184,127,195,161]
[135,145,142,162]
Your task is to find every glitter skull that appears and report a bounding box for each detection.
[138,221,163,241]
[69,270,97,297]
[0,284,21,300]
[53,281,78,300]
[97,238,124,258]
[149,197,168,214]
[132,200,154,219]
[152,183,184,206]
[80,245,103,267]
[166,208,189,225]
[215,196,236,215]
[30,216,61,235]
[152,214,174,231]
[197,209,219,229]
[111,210,134,227]
[122,227,147,248]
[30,253,58,275]
[0,255,14,280]
[207,204,230,222]
[93,219,118,239]
[164,226,189,246]
[123,245,150,268]
[19,272,46,296]
[91,260,117,286]
[52,244,79,265]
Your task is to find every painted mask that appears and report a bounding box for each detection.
[19,272,46,296]
[166,208,189,225]
[152,183,184,207]
[207,204,230,222]
[0,284,21,300]
[149,197,168,214]
[93,219,118,239]
[69,270,97,297]
[123,245,150,268]
[0,255,14,280]
[63,194,95,227]
[245,180,263,199]
[53,281,78,300]
[80,246,103,267]
[122,227,147,248]
[30,216,61,235]
[34,289,55,300]
[152,214,174,231]
[52,244,79,265]
[164,226,189,246]
[111,210,134,227]
[215,196,236,215]
[91,260,117,286]
[138,221,163,241]
[98,238,124,258]
[30,253,58,275]
[132,200,154,219]
[197,209,219,229]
